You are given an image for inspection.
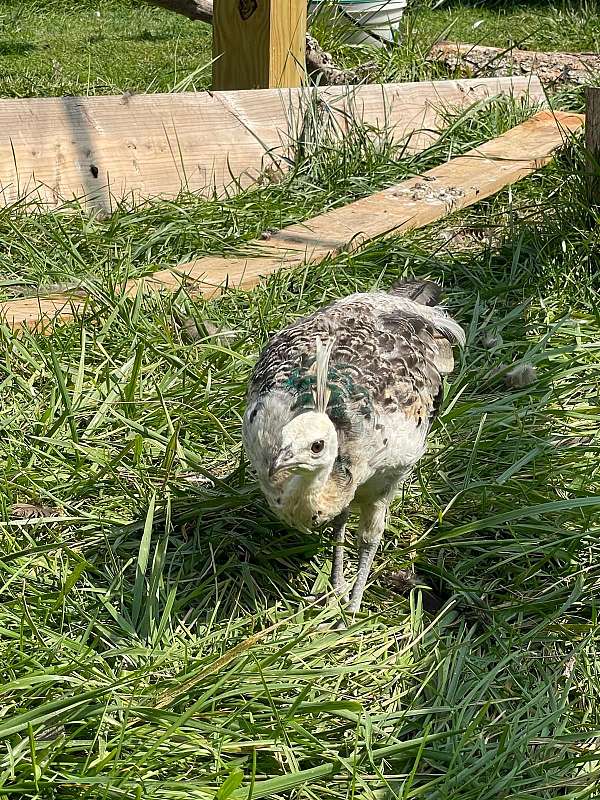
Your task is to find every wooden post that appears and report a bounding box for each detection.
[585,86,600,205]
[212,0,307,91]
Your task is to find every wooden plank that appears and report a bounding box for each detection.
[213,0,307,90]
[0,77,544,213]
[1,110,583,332]
[585,87,600,205]
[123,110,582,297]
[0,296,81,332]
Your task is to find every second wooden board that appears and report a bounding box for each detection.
[0,110,583,331]
[131,110,583,296]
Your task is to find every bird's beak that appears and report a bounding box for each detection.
[269,446,294,479]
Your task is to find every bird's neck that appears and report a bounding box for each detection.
[278,461,349,529]
[296,463,334,504]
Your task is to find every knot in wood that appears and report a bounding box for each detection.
[239,0,258,20]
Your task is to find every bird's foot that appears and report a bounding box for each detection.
[386,568,445,613]
[332,579,349,605]
[316,618,348,632]
[307,583,351,630]
[305,592,329,608]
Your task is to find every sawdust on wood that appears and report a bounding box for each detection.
[393,179,466,205]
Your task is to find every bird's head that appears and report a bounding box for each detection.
[269,411,338,480]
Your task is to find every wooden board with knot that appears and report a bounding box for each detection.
[0,77,544,214]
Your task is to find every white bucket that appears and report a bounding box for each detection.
[308,1,407,47]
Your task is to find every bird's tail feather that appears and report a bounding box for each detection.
[389,279,465,346]
[389,279,441,307]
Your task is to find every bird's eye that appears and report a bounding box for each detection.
[311,439,325,455]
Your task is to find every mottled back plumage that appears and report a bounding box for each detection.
[245,285,463,469]
[243,280,465,613]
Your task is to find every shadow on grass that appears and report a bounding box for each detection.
[109,485,324,631]
[129,30,177,42]
[0,41,35,57]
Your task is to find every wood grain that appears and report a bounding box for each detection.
[0,296,82,332]
[269,0,308,89]
[214,1,271,90]
[1,109,583,332]
[213,0,307,90]
[212,0,307,90]
[125,110,583,297]
[0,77,544,213]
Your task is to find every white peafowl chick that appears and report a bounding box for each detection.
[242,280,465,614]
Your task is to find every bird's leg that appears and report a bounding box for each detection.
[330,510,349,599]
[347,502,387,614]
[306,511,349,607]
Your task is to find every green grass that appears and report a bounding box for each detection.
[314,0,600,85]
[0,0,212,97]
[1,2,600,799]
[3,0,600,99]
[1,93,600,798]
[409,0,600,52]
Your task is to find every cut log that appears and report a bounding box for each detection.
[0,76,544,213]
[304,33,359,85]
[430,42,600,88]
[0,110,583,332]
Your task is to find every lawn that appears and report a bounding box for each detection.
[1,2,600,799]
[2,0,600,97]
[0,0,212,97]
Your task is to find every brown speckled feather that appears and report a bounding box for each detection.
[247,285,464,455]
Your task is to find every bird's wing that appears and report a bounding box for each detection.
[323,295,462,428]
[323,294,464,481]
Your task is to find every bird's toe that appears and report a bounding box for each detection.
[306,584,348,607]
[316,618,348,632]
[386,568,446,613]
[305,591,338,607]
[387,568,420,593]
